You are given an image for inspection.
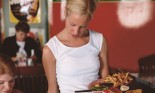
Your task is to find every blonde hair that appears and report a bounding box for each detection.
[0,54,16,77]
[66,0,98,18]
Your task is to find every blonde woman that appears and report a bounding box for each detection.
[42,0,109,93]
[0,54,24,93]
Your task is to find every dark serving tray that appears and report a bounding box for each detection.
[128,76,155,93]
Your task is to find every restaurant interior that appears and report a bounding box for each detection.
[0,0,155,93]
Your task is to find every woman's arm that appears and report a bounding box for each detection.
[42,46,59,93]
[88,38,109,89]
[99,38,109,78]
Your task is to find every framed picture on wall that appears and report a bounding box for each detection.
[9,0,41,23]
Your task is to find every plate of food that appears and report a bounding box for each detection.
[90,72,133,93]
[75,72,133,93]
[101,72,133,87]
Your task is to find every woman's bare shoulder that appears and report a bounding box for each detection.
[12,89,24,93]
[43,45,51,53]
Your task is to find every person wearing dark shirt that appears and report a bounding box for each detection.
[1,21,42,64]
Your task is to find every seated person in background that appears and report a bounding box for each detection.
[0,53,24,93]
[1,21,42,64]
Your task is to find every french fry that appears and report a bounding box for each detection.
[102,72,133,87]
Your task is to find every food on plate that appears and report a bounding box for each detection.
[91,83,122,93]
[92,89,115,93]
[125,89,142,93]
[102,72,133,87]
[91,72,132,93]
[100,83,114,88]
[120,85,129,91]
[109,87,122,93]
[91,84,108,91]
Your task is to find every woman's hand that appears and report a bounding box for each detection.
[88,78,104,89]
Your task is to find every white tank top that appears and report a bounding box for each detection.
[46,30,104,93]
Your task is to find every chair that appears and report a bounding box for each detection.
[138,54,155,76]
[138,54,155,84]
[14,64,48,93]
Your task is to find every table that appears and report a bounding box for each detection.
[15,64,45,75]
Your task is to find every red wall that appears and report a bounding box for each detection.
[49,2,155,72]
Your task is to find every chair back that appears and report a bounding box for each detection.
[14,64,48,93]
[139,54,155,76]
